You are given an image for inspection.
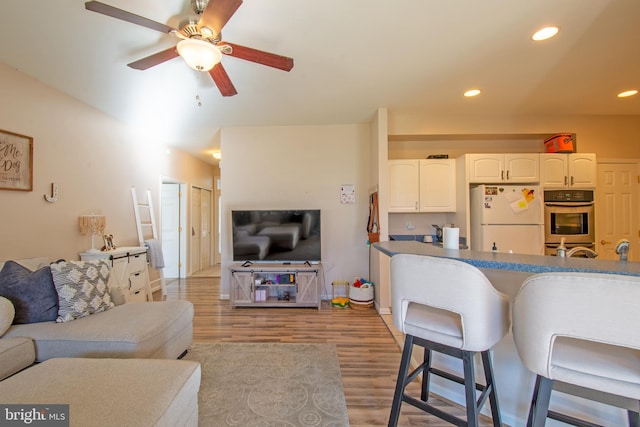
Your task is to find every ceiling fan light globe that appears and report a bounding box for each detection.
[177,38,221,71]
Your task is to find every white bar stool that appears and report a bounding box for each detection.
[512,272,640,427]
[388,254,510,427]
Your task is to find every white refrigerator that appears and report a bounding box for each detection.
[470,184,544,255]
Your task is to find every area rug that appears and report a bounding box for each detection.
[184,343,350,427]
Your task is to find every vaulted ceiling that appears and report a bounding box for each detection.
[1,0,638,164]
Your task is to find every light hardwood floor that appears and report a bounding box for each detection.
[155,275,493,427]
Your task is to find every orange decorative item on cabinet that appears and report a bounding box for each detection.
[544,134,575,153]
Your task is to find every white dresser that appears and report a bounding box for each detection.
[79,246,152,303]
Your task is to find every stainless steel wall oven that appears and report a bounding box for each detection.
[544,190,595,256]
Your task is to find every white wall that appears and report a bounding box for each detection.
[0,64,216,263]
[370,108,391,312]
[220,124,371,299]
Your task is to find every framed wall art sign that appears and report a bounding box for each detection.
[0,129,33,191]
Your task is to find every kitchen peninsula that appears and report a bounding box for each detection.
[373,240,639,426]
[375,241,640,289]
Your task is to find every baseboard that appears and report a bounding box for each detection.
[376,305,391,315]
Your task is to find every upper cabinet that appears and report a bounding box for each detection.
[467,153,539,183]
[419,159,457,212]
[540,153,596,188]
[388,159,420,212]
[389,159,456,213]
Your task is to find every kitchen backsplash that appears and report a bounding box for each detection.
[388,212,455,236]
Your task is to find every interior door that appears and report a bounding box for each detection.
[200,188,212,269]
[190,187,201,274]
[214,177,221,265]
[596,161,639,260]
[161,183,181,278]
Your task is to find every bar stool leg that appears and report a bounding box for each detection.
[527,375,553,427]
[389,334,415,427]
[420,348,432,402]
[463,351,480,427]
[481,350,502,427]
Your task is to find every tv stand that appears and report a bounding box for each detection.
[230,263,321,309]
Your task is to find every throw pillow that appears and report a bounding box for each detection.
[0,296,15,336]
[50,260,115,323]
[0,261,59,324]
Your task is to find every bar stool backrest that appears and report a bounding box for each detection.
[513,272,640,392]
[390,254,510,352]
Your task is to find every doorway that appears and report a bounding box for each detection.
[595,160,640,260]
[190,186,213,274]
[214,176,221,265]
[161,180,187,278]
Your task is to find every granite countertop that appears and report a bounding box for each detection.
[373,240,640,277]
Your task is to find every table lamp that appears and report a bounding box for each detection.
[79,213,106,253]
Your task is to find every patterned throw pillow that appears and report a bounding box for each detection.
[50,260,115,323]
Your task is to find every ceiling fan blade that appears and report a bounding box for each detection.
[127,47,179,70]
[199,0,243,36]
[209,64,238,97]
[85,1,177,35]
[221,42,294,71]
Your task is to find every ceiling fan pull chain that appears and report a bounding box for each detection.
[195,70,204,107]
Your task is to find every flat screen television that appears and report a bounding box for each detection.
[231,209,321,263]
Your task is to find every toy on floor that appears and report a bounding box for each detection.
[331,280,350,308]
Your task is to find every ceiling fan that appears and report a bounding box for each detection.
[85,0,294,96]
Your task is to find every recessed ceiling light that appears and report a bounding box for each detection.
[617,90,638,98]
[532,26,559,41]
[464,89,481,97]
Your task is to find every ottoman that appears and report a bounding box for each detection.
[0,358,201,427]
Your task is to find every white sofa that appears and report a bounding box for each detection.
[0,257,200,426]
[0,257,193,365]
[3,300,194,362]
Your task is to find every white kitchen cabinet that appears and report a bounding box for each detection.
[419,159,456,212]
[468,153,539,183]
[540,153,596,188]
[388,159,420,212]
[388,159,456,212]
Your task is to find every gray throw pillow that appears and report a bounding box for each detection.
[0,261,59,324]
[50,260,114,323]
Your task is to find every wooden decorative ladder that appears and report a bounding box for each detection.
[131,187,167,296]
